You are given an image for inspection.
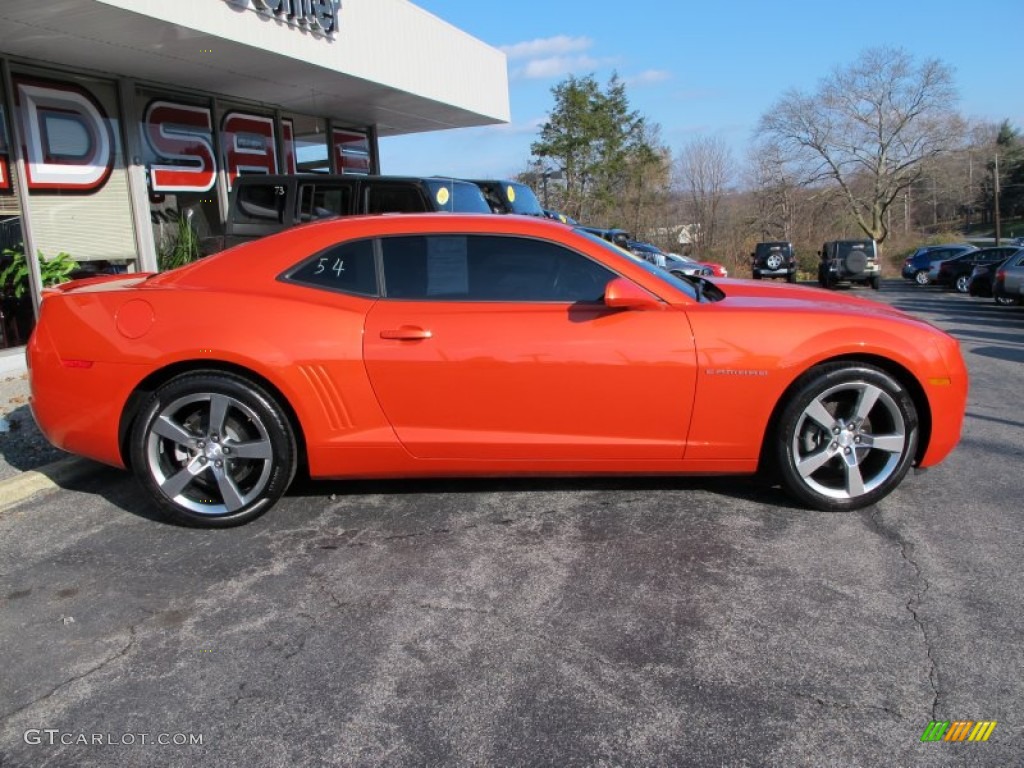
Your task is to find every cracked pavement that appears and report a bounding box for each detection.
[0,281,1021,766]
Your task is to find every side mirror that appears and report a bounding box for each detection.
[604,277,663,310]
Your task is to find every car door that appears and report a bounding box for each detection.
[1005,252,1024,294]
[362,233,697,460]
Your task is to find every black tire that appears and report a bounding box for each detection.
[955,274,970,293]
[869,276,881,290]
[774,363,918,511]
[753,271,762,280]
[129,372,297,527]
[786,272,797,283]
[914,270,930,286]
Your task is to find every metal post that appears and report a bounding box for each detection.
[118,78,158,273]
[993,153,1001,246]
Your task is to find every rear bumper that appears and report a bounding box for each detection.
[28,323,138,469]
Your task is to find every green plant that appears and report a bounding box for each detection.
[0,246,78,298]
[158,210,202,271]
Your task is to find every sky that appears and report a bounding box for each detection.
[379,0,1022,180]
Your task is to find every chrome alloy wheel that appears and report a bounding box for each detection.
[791,381,907,500]
[145,392,274,516]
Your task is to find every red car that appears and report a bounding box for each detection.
[29,215,967,527]
[702,262,728,278]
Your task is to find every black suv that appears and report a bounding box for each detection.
[751,241,797,282]
[210,174,492,254]
[818,239,881,290]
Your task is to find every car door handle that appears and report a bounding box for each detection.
[380,326,432,340]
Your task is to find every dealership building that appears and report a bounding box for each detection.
[0,0,509,350]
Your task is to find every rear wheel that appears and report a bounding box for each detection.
[774,364,918,511]
[129,372,297,527]
[869,276,881,290]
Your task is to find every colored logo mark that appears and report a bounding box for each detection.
[920,720,997,742]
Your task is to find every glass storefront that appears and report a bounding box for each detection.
[11,69,136,271]
[0,62,375,347]
[137,90,220,264]
[0,82,30,349]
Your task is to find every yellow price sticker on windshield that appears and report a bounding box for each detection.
[436,186,450,206]
[506,185,516,203]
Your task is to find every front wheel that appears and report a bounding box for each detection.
[129,372,297,527]
[955,275,970,293]
[869,275,881,291]
[914,270,930,285]
[774,364,918,511]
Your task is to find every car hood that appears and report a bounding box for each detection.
[709,278,930,323]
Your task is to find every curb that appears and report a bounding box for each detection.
[0,457,101,510]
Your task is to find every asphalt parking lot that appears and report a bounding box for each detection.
[1,280,1021,767]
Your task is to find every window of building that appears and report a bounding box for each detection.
[0,85,31,349]
[138,90,220,262]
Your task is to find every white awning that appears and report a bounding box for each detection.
[0,0,510,135]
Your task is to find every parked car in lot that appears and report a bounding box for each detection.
[626,240,669,267]
[543,209,578,225]
[902,244,977,285]
[578,226,631,249]
[213,174,492,254]
[702,261,729,278]
[751,241,797,282]
[818,240,880,290]
[29,214,967,527]
[663,252,712,277]
[967,251,1023,304]
[936,247,1020,293]
[992,249,1024,305]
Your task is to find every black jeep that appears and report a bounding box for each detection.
[751,241,797,282]
[818,239,881,290]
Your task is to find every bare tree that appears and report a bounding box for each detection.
[676,136,734,252]
[746,140,795,241]
[757,47,963,245]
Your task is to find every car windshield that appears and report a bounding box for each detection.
[574,229,700,301]
[506,183,545,216]
[425,180,492,214]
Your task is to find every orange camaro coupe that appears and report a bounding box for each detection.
[29,215,967,527]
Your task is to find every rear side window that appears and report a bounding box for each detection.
[380,235,614,302]
[283,239,378,296]
[235,182,288,224]
[298,184,354,222]
[364,184,429,214]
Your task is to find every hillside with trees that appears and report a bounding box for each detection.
[519,47,1023,276]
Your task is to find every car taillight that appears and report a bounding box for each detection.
[996,269,1006,282]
